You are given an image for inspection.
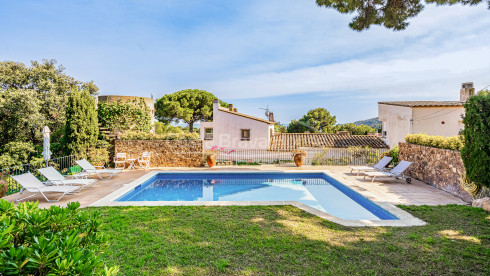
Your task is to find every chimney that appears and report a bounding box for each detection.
[460,82,475,102]
[233,108,237,112]
[228,104,233,111]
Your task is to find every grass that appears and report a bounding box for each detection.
[93,205,489,275]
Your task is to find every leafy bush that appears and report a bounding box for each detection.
[0,141,37,167]
[405,133,463,150]
[386,145,399,164]
[0,200,118,275]
[98,99,152,132]
[461,91,490,188]
[120,131,199,140]
[333,123,376,135]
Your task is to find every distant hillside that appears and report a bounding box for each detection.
[353,117,381,129]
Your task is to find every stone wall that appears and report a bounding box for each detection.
[399,142,472,202]
[114,140,203,167]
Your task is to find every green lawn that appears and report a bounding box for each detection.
[93,205,489,275]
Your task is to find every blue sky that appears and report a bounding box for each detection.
[1,0,489,124]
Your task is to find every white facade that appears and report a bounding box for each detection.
[200,100,275,150]
[379,104,464,148]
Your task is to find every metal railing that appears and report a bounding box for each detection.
[210,148,388,166]
[0,154,80,196]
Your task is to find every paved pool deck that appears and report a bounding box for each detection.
[3,165,467,210]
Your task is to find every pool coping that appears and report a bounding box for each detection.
[90,170,426,227]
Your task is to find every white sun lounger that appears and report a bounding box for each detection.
[363,161,413,183]
[38,167,97,191]
[12,172,79,202]
[350,156,393,176]
[75,159,122,179]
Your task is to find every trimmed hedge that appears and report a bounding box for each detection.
[405,133,463,151]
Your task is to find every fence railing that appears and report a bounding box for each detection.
[0,155,80,196]
[211,148,388,166]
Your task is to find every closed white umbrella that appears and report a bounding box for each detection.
[42,126,52,165]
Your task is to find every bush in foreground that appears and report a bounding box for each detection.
[0,200,118,275]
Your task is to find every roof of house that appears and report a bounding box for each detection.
[378,101,464,107]
[269,133,389,150]
[218,107,275,124]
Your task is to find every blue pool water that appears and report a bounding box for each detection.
[116,172,398,221]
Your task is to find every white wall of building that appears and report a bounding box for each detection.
[378,104,412,148]
[379,104,465,148]
[412,107,464,137]
[200,101,275,150]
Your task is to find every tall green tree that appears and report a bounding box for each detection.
[316,0,489,31]
[0,59,98,147]
[155,89,226,133]
[461,90,490,188]
[288,108,337,133]
[63,88,99,156]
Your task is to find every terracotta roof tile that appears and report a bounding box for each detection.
[378,101,463,107]
[269,133,389,150]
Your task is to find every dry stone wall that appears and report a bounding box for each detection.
[399,142,472,202]
[114,140,203,167]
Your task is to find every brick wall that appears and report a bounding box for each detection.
[399,142,472,202]
[114,140,203,167]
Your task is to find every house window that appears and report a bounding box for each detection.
[241,129,251,141]
[204,128,213,140]
[382,131,387,137]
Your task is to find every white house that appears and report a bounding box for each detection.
[378,83,473,148]
[200,100,275,150]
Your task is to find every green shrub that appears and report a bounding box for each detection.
[120,131,199,140]
[461,91,490,188]
[386,145,399,164]
[405,133,463,150]
[98,99,152,132]
[0,154,16,168]
[0,200,118,275]
[0,141,37,166]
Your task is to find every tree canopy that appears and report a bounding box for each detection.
[97,99,152,133]
[0,59,98,148]
[333,123,376,135]
[287,108,337,133]
[155,89,226,132]
[316,0,489,31]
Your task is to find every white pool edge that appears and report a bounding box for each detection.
[90,170,426,227]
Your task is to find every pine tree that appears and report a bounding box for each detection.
[64,88,99,156]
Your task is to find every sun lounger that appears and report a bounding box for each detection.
[363,161,413,183]
[75,159,122,179]
[38,167,97,191]
[350,156,393,176]
[12,172,79,202]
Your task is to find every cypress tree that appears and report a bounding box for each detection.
[64,88,99,156]
[461,91,490,188]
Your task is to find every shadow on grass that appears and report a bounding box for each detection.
[91,204,489,275]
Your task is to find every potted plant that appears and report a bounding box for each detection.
[0,172,9,198]
[292,150,307,167]
[204,146,224,167]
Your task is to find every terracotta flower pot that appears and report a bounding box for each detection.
[0,180,8,198]
[206,154,217,167]
[294,154,305,167]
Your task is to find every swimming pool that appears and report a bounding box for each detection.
[116,172,398,221]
